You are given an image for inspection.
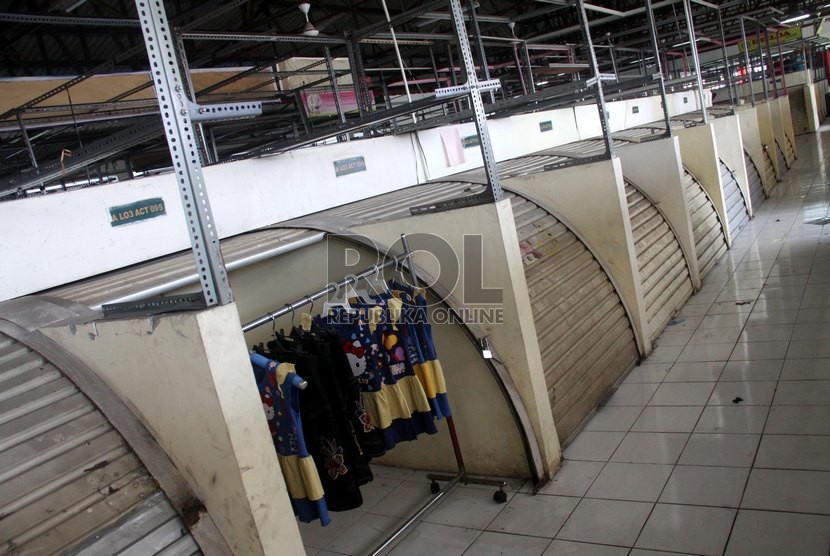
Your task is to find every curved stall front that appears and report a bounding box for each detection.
[744,150,767,213]
[719,158,751,239]
[624,181,694,340]
[683,169,728,278]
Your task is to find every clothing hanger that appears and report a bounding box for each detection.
[364,264,390,298]
[327,281,354,314]
[300,295,314,332]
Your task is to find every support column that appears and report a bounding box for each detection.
[682,0,708,123]
[646,0,672,136]
[134,0,232,306]
[465,0,495,102]
[756,24,769,101]
[576,0,615,157]
[717,8,735,107]
[740,18,755,107]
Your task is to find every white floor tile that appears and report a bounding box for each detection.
[729,341,790,361]
[663,361,725,382]
[649,382,716,406]
[582,406,643,432]
[485,493,578,538]
[631,406,703,433]
[741,468,830,514]
[754,435,830,471]
[327,513,403,555]
[764,405,830,435]
[780,358,830,380]
[610,432,689,465]
[745,309,799,326]
[389,522,480,556]
[423,486,513,529]
[556,498,652,547]
[773,380,830,405]
[464,532,551,556]
[622,364,671,384]
[659,465,749,507]
[562,432,625,462]
[603,383,659,406]
[678,433,759,467]
[719,359,783,381]
[787,339,830,358]
[738,324,794,343]
[694,405,769,434]
[726,510,830,556]
[585,462,673,502]
[677,343,735,363]
[543,540,628,556]
[708,381,777,406]
[539,460,604,497]
[635,504,735,556]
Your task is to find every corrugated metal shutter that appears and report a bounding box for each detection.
[789,92,809,134]
[763,146,777,187]
[625,182,694,341]
[719,159,750,239]
[682,170,728,278]
[744,150,766,214]
[0,333,197,555]
[775,140,788,173]
[784,133,796,162]
[506,192,638,443]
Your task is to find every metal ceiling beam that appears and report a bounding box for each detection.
[0,12,139,26]
[0,120,162,197]
[0,0,251,122]
[180,31,347,45]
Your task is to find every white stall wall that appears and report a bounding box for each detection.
[617,137,700,287]
[755,101,780,178]
[736,106,771,193]
[43,304,304,556]
[674,124,731,245]
[711,115,752,216]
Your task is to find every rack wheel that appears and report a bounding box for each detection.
[430,481,441,494]
[493,488,507,504]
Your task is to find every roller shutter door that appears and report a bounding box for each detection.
[745,150,766,214]
[789,93,809,134]
[775,140,788,174]
[784,133,796,162]
[624,182,694,342]
[0,333,198,555]
[682,170,728,278]
[763,146,777,187]
[506,191,638,443]
[719,159,750,240]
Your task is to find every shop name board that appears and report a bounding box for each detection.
[333,156,367,177]
[539,120,553,132]
[109,198,166,227]
[462,135,481,148]
[738,27,802,52]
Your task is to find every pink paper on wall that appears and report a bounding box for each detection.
[440,127,465,167]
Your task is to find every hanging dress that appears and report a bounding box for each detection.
[319,306,437,450]
[389,284,452,420]
[266,334,369,511]
[251,353,330,526]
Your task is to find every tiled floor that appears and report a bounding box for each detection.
[301,129,830,555]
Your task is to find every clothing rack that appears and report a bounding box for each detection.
[241,233,507,555]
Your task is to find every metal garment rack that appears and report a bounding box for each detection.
[240,234,507,555]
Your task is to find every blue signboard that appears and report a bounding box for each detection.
[109,198,166,227]
[539,120,553,132]
[333,156,367,177]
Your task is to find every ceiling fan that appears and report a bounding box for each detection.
[297,3,345,37]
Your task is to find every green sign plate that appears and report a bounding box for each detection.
[110,197,166,227]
